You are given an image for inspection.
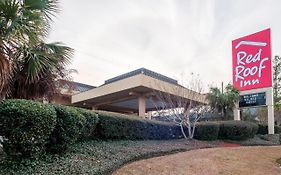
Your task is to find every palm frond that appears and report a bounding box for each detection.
[0,0,19,22]
[0,0,73,100]
[14,42,73,83]
[207,84,239,118]
[23,0,59,21]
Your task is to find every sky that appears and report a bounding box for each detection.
[48,0,281,91]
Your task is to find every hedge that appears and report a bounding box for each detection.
[85,112,259,141]
[257,124,281,134]
[194,122,220,140]
[219,121,258,140]
[0,99,56,158]
[75,108,99,140]
[94,110,183,140]
[0,99,262,159]
[47,104,86,153]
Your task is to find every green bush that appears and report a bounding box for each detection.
[94,111,182,140]
[75,108,99,140]
[219,121,258,140]
[276,126,281,133]
[194,122,220,140]
[0,99,56,158]
[257,123,267,134]
[47,104,85,153]
[257,124,281,134]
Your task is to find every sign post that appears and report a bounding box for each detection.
[232,28,274,134]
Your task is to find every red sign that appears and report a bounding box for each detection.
[232,28,272,91]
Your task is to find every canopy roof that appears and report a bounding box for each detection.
[72,68,207,113]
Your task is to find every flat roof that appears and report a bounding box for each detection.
[59,79,96,92]
[72,68,207,111]
[104,68,178,85]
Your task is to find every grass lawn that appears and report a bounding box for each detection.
[114,146,281,175]
[0,139,221,175]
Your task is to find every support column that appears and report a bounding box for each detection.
[233,102,240,120]
[138,96,146,118]
[267,87,274,134]
[147,111,152,120]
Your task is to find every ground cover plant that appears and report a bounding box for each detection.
[227,135,280,146]
[0,139,221,175]
[1,137,278,175]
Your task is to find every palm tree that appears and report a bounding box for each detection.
[11,42,73,99]
[0,0,73,99]
[207,84,239,119]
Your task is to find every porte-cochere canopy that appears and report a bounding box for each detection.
[72,68,207,117]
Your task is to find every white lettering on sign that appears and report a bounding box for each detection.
[234,41,268,88]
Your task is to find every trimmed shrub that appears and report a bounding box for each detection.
[47,104,85,153]
[219,121,258,140]
[257,124,281,134]
[75,108,99,140]
[94,110,183,140]
[194,122,220,140]
[0,99,56,158]
[276,125,281,133]
[257,123,268,135]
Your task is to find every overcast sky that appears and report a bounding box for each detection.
[48,0,281,91]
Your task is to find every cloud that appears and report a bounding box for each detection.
[48,0,281,90]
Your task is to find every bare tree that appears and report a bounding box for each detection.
[151,75,209,139]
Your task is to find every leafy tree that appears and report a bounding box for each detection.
[207,84,239,119]
[0,0,73,99]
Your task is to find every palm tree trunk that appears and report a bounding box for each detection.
[222,108,227,120]
[0,53,11,98]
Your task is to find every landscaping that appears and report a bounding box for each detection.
[1,138,279,175]
[0,99,280,175]
[1,1,281,175]
[0,139,222,175]
[0,99,262,158]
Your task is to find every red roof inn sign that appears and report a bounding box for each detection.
[232,28,274,134]
[232,28,272,91]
